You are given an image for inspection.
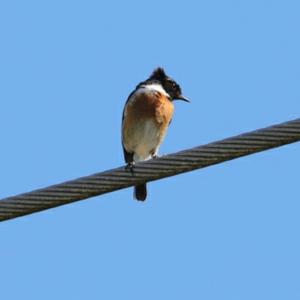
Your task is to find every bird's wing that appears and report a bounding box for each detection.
[121,90,136,163]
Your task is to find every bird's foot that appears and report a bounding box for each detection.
[125,161,135,175]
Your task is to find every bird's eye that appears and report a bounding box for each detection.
[167,79,177,90]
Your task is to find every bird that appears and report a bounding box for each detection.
[121,67,189,201]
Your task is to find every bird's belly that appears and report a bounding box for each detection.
[124,119,163,162]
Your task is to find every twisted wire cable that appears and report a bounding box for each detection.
[1,118,300,222]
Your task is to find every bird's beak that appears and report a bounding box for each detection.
[176,95,190,102]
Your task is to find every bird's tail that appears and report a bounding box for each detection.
[134,183,147,201]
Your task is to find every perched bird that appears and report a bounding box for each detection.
[121,67,189,201]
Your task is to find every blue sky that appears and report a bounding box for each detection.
[1,0,300,299]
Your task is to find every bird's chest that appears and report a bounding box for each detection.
[122,88,174,159]
[124,89,174,126]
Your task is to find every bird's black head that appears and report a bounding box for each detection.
[148,67,190,102]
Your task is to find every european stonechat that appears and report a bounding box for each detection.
[122,67,189,201]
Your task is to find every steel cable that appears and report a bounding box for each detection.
[0,118,300,222]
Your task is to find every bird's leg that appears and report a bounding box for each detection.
[125,161,135,175]
[151,149,160,159]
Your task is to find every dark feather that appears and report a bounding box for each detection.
[123,146,134,164]
[134,183,147,201]
[149,67,167,81]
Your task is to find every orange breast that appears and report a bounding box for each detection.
[122,90,174,158]
[124,91,174,127]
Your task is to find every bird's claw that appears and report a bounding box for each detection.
[125,161,135,175]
